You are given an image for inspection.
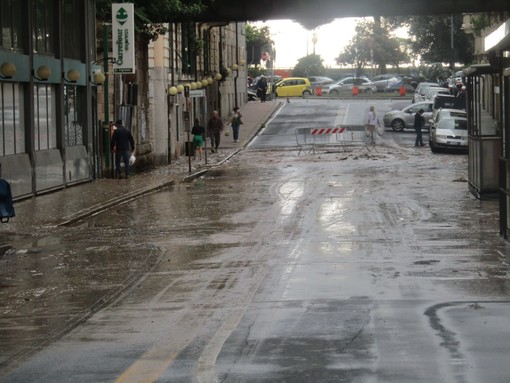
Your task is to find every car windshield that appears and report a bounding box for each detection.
[438,118,468,130]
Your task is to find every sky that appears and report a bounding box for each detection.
[252,18,362,69]
[252,18,409,69]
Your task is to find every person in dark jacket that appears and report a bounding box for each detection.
[207,111,224,153]
[110,119,135,178]
[414,109,425,147]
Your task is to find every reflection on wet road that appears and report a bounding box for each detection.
[1,99,510,382]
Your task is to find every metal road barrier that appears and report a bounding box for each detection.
[295,125,372,155]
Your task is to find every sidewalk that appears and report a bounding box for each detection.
[5,100,282,231]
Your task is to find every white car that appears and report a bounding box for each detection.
[429,108,467,129]
[429,116,468,153]
[383,101,433,132]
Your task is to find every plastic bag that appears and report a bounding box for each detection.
[129,154,136,165]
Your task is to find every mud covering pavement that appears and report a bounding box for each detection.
[0,100,282,374]
[3,100,282,230]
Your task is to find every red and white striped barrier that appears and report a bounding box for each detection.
[310,127,346,135]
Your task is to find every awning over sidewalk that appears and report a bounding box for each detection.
[485,18,510,52]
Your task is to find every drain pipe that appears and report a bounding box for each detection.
[234,22,239,106]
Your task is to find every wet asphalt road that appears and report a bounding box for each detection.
[2,99,510,382]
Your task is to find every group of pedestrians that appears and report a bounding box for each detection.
[190,107,244,160]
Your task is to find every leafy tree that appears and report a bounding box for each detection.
[336,20,408,77]
[246,24,273,66]
[95,0,204,41]
[387,15,474,66]
[292,54,325,77]
[293,18,335,31]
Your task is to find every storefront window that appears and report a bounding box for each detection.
[0,82,24,155]
[34,84,56,150]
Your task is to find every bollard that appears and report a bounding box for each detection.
[399,85,406,97]
[352,86,359,96]
[316,86,322,96]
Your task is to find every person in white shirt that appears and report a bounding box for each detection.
[366,106,380,145]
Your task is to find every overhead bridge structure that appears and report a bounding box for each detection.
[190,0,510,22]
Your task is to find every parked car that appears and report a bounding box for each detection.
[383,101,434,132]
[322,77,376,95]
[429,116,468,152]
[274,77,313,98]
[247,76,276,101]
[424,87,450,101]
[371,74,399,92]
[433,94,466,111]
[412,82,442,103]
[429,108,467,130]
[307,76,334,87]
[385,79,416,93]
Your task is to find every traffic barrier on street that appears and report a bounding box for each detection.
[295,125,371,155]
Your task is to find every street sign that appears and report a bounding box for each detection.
[189,89,205,98]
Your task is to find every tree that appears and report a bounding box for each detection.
[246,24,273,67]
[96,0,204,41]
[292,54,325,77]
[336,20,408,77]
[387,15,474,66]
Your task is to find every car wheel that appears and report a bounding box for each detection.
[391,119,405,132]
[302,90,311,97]
[430,141,439,153]
[330,89,339,95]
[364,88,373,93]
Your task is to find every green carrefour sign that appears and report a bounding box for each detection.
[112,3,135,74]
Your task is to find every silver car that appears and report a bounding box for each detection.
[322,77,376,95]
[429,117,468,153]
[412,82,442,103]
[383,101,433,132]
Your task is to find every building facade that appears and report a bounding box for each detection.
[0,0,98,199]
[148,22,247,166]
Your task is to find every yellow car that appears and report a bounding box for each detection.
[274,77,314,98]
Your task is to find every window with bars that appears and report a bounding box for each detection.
[0,82,24,156]
[0,0,23,50]
[64,85,83,146]
[34,84,56,150]
[181,23,196,75]
[32,0,55,53]
[62,0,84,59]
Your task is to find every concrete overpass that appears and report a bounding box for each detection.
[193,0,510,22]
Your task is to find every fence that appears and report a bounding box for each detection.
[295,125,371,155]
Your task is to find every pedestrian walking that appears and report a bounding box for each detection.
[229,106,243,143]
[414,109,426,147]
[207,110,224,153]
[191,118,205,160]
[366,106,380,145]
[110,119,135,178]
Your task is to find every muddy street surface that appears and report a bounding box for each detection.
[2,100,510,382]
